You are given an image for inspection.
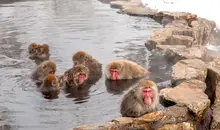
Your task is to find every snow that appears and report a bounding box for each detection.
[141,0,220,29]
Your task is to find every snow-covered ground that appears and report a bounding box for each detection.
[141,0,220,29]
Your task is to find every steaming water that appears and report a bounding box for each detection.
[0,0,171,130]
[141,0,220,29]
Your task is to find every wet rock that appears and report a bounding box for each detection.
[191,18,216,46]
[206,61,220,104]
[120,5,157,17]
[110,0,140,9]
[73,105,193,130]
[171,59,207,86]
[210,102,220,130]
[160,80,210,120]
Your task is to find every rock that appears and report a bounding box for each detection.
[73,105,193,130]
[73,122,115,130]
[171,59,207,85]
[120,5,157,17]
[160,80,210,120]
[157,121,195,130]
[155,45,202,63]
[210,102,220,130]
[206,61,220,104]
[146,26,193,51]
[110,0,140,9]
[167,35,193,47]
[191,18,216,46]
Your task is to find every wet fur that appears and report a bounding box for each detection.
[62,64,90,88]
[72,51,102,75]
[105,59,149,80]
[40,74,60,98]
[31,60,56,84]
[120,80,159,117]
[28,43,50,62]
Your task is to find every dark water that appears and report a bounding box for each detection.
[0,0,171,129]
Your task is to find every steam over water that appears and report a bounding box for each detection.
[0,0,171,129]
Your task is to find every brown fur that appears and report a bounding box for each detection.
[40,74,60,98]
[72,50,102,75]
[62,64,89,88]
[120,80,159,117]
[28,43,39,59]
[31,60,56,84]
[28,43,50,61]
[105,59,149,80]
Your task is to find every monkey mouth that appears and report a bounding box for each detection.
[49,71,55,74]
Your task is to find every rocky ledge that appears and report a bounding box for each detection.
[72,0,220,130]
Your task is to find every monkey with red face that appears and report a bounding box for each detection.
[120,80,159,117]
[31,60,56,85]
[105,59,150,80]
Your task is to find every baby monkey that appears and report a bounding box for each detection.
[61,64,89,88]
[72,50,102,75]
[40,73,60,99]
[120,80,159,117]
[28,43,50,61]
[31,60,56,84]
[105,59,149,80]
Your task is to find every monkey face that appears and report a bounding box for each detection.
[40,61,56,76]
[109,63,122,80]
[136,80,157,105]
[28,43,39,55]
[36,44,49,57]
[64,65,89,87]
[142,88,153,104]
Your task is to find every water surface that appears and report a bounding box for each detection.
[0,0,171,129]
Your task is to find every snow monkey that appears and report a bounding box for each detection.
[120,79,159,117]
[104,59,150,80]
[72,50,102,75]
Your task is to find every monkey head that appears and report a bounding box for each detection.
[41,73,59,88]
[36,44,49,56]
[72,51,92,66]
[108,62,123,80]
[28,43,39,55]
[64,64,89,87]
[40,60,56,76]
[135,80,158,105]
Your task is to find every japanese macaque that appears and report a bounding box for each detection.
[62,64,89,88]
[104,59,150,80]
[72,50,102,75]
[120,80,159,117]
[40,73,60,99]
[28,43,39,59]
[28,43,50,62]
[31,60,56,85]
